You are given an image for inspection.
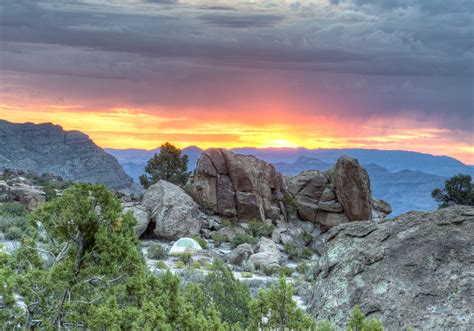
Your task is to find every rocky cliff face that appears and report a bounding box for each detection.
[185,148,286,222]
[0,120,138,193]
[308,205,474,330]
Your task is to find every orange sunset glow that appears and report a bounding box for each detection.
[1,105,472,164]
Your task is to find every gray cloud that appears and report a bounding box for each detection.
[197,13,284,28]
[0,0,472,134]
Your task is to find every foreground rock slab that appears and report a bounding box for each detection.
[308,205,474,330]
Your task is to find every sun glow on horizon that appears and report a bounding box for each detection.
[1,106,472,165]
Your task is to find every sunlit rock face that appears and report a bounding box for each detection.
[0,120,139,194]
[185,148,286,222]
[308,205,474,330]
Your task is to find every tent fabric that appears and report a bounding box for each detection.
[169,237,202,254]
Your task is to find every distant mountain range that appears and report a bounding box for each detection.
[106,146,473,216]
[2,119,468,215]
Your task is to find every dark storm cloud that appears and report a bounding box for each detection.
[0,0,472,133]
[198,13,284,28]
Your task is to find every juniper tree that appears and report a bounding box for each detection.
[0,183,226,329]
[432,174,474,208]
[139,142,189,188]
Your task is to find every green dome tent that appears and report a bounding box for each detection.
[169,237,202,255]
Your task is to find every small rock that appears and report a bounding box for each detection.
[229,243,254,266]
[216,226,245,241]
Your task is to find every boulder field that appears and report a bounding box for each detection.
[129,150,391,240]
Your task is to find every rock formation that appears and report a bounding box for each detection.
[0,120,139,193]
[0,168,48,210]
[286,156,390,231]
[185,148,286,222]
[122,203,150,238]
[333,156,372,221]
[141,180,203,240]
[308,205,474,330]
[249,237,283,269]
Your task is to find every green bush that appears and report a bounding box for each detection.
[202,259,252,326]
[147,243,168,260]
[249,219,274,238]
[283,192,298,216]
[284,242,299,258]
[192,236,209,249]
[0,203,30,240]
[302,247,313,259]
[284,242,313,260]
[248,276,316,330]
[261,266,278,276]
[297,230,314,245]
[177,252,192,265]
[211,233,227,247]
[241,272,253,278]
[0,202,26,217]
[296,263,309,275]
[155,261,168,269]
[347,306,384,331]
[192,261,201,269]
[221,218,235,228]
[4,226,22,240]
[231,234,258,249]
[175,261,186,269]
[279,266,294,277]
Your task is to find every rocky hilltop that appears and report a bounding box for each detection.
[309,205,474,330]
[0,120,138,193]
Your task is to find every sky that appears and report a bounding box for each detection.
[0,0,473,164]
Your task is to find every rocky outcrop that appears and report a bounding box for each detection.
[0,120,139,193]
[286,156,390,231]
[185,149,286,222]
[0,169,47,210]
[141,180,203,240]
[308,205,474,330]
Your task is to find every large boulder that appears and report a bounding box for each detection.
[141,180,203,240]
[286,156,390,231]
[333,156,372,221]
[249,237,282,269]
[122,202,150,238]
[308,205,474,330]
[229,243,254,266]
[185,149,286,222]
